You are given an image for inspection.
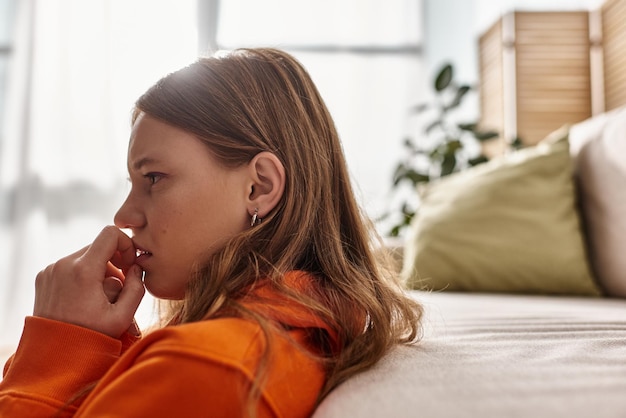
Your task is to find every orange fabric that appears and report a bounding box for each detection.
[0,272,335,417]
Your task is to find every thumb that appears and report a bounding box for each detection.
[115,264,145,315]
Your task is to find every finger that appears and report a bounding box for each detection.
[110,251,136,275]
[103,276,123,303]
[82,226,136,272]
[66,244,91,260]
[106,262,125,281]
[115,264,145,318]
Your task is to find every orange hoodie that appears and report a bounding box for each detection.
[0,271,337,417]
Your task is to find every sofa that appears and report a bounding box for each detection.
[314,107,626,418]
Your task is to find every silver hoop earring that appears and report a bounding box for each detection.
[250,208,262,227]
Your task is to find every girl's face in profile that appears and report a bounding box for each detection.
[115,113,250,299]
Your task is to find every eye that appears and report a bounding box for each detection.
[144,172,164,185]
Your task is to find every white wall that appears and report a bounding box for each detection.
[423,0,607,86]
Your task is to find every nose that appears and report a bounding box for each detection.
[114,193,145,231]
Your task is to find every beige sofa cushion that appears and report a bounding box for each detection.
[569,106,626,297]
[400,127,600,296]
[313,291,626,418]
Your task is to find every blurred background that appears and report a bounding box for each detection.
[0,0,605,348]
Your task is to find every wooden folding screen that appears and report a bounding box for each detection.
[478,11,592,147]
[602,0,626,110]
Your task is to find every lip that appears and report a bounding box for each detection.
[133,241,153,268]
[135,252,151,270]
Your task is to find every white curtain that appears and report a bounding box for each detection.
[0,0,424,351]
[0,0,198,348]
[215,0,425,230]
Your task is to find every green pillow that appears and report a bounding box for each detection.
[400,127,602,296]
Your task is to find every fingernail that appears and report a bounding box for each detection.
[130,320,141,337]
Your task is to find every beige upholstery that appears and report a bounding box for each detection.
[315,291,626,418]
[569,106,626,297]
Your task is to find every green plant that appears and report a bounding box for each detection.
[384,63,514,237]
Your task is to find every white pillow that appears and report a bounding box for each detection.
[570,106,626,297]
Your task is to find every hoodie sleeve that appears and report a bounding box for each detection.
[0,316,133,417]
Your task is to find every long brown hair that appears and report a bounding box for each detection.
[133,48,422,404]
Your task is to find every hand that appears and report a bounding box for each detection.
[33,226,145,338]
[103,276,142,337]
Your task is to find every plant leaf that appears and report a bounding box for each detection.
[425,119,442,134]
[389,225,402,237]
[511,137,524,149]
[392,163,407,186]
[404,169,430,185]
[376,211,390,222]
[409,103,430,113]
[392,164,429,186]
[458,122,477,132]
[440,153,456,176]
[445,139,463,154]
[400,204,416,217]
[445,85,471,110]
[474,130,500,141]
[434,64,453,92]
[468,155,489,166]
[403,137,417,152]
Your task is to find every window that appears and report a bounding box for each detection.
[201,0,425,223]
[0,0,197,347]
[0,0,14,137]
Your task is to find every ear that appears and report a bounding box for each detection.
[246,152,285,218]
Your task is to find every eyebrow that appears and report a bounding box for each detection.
[131,157,160,171]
